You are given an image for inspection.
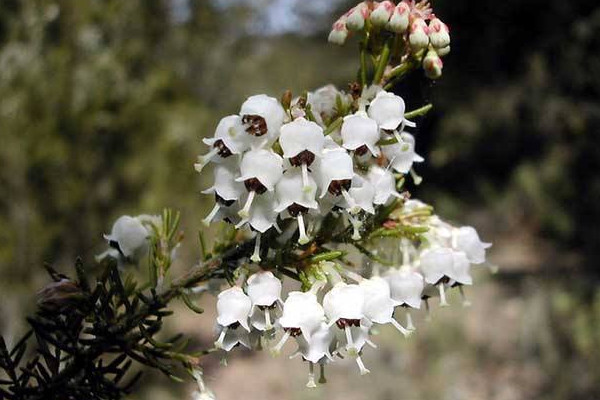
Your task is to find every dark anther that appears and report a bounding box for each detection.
[434,276,450,286]
[242,114,268,136]
[287,203,309,217]
[213,139,233,158]
[244,178,268,194]
[215,194,235,207]
[348,82,362,100]
[327,179,352,196]
[335,318,361,329]
[354,145,369,156]
[258,303,278,310]
[228,321,241,330]
[284,327,302,337]
[289,150,316,167]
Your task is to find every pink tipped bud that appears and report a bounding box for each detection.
[409,19,429,51]
[328,18,349,45]
[428,18,450,49]
[346,2,369,31]
[370,1,395,27]
[387,2,410,33]
[423,49,443,79]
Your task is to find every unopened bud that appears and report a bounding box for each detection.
[37,279,85,311]
[437,45,451,57]
[346,2,369,31]
[428,18,450,49]
[423,49,443,79]
[328,18,349,45]
[409,19,429,51]
[387,2,410,33]
[281,90,292,110]
[370,1,394,27]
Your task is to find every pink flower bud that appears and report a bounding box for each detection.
[423,49,443,79]
[346,2,369,31]
[387,1,410,33]
[409,19,429,51]
[370,1,394,27]
[328,17,349,45]
[428,18,450,49]
[437,45,451,57]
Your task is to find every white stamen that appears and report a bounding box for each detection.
[459,286,472,307]
[391,318,412,338]
[306,362,317,388]
[355,355,371,375]
[238,190,256,219]
[297,214,310,245]
[344,325,356,353]
[202,204,221,226]
[251,232,262,263]
[264,308,272,330]
[301,163,311,192]
[393,130,403,145]
[194,148,219,173]
[214,327,228,349]
[410,168,423,185]
[438,283,449,307]
[271,330,291,356]
[366,339,378,349]
[319,363,327,384]
[406,310,416,331]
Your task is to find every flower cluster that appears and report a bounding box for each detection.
[212,200,491,387]
[196,86,423,262]
[328,0,450,79]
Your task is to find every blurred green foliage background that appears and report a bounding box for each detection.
[0,0,599,399]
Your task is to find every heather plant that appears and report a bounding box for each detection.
[0,2,493,399]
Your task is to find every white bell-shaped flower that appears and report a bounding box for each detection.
[247,271,282,330]
[454,226,492,264]
[308,85,348,126]
[195,115,247,173]
[385,267,424,309]
[292,322,336,387]
[370,1,394,27]
[214,286,252,350]
[236,192,278,263]
[382,132,424,174]
[104,216,150,261]
[341,112,381,157]
[202,158,245,226]
[368,90,415,132]
[273,291,325,354]
[419,247,455,307]
[360,276,412,337]
[323,282,365,325]
[274,170,318,244]
[279,117,325,189]
[450,251,473,286]
[340,175,375,215]
[367,165,402,205]
[239,94,285,147]
[387,1,410,33]
[236,149,283,219]
[316,149,355,199]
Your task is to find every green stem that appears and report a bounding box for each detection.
[359,33,370,87]
[373,40,391,85]
[383,59,418,90]
[324,116,343,136]
[405,104,433,119]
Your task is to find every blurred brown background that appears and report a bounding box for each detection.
[1,0,599,399]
